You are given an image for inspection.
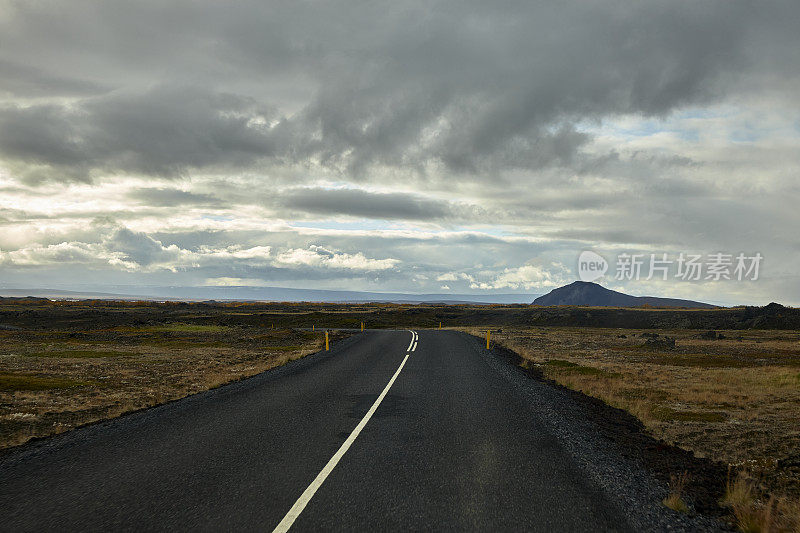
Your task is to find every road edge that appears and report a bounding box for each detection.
[458,330,730,532]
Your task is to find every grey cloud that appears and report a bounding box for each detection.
[282,188,459,220]
[0,1,799,303]
[278,0,752,176]
[0,59,109,98]
[127,188,221,207]
[103,227,178,267]
[502,191,626,215]
[0,207,29,223]
[0,86,277,182]
[2,1,795,182]
[543,228,671,246]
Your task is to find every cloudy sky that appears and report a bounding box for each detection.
[0,1,798,304]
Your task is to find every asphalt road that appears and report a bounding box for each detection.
[0,330,635,532]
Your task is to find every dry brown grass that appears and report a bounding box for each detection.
[721,470,800,533]
[663,471,690,513]
[0,324,342,449]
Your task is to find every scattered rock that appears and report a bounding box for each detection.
[697,330,728,340]
[644,336,676,349]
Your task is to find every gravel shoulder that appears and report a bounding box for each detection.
[467,333,729,531]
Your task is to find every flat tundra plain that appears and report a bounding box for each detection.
[0,299,798,531]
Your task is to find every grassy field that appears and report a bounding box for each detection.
[0,322,343,449]
[465,326,800,531]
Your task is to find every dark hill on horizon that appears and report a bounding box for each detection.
[533,281,716,308]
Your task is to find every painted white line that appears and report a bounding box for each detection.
[411,341,417,352]
[406,330,416,351]
[272,350,412,533]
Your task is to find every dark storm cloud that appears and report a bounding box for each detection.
[0,86,277,182]
[2,0,796,182]
[283,188,460,220]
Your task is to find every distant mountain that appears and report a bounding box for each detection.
[532,281,716,308]
[0,286,540,305]
[0,289,155,300]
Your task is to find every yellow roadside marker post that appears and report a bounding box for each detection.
[361,322,364,332]
[325,330,330,351]
[313,324,315,332]
[486,330,491,350]
[439,322,442,330]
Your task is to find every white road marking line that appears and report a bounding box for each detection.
[272,342,413,533]
[411,341,417,351]
[407,330,416,351]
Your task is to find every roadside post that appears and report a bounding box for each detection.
[361,322,364,332]
[486,330,491,349]
[439,322,442,330]
[325,330,329,351]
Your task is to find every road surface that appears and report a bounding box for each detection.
[1,330,658,531]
